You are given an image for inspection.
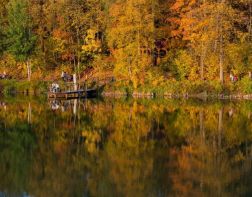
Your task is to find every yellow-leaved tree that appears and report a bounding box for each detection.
[106,0,155,88]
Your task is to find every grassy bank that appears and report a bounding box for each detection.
[1,77,252,99]
[0,80,48,96]
[103,77,252,98]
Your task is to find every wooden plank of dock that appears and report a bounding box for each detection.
[48,88,97,99]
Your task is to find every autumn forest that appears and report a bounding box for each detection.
[2,1,252,196]
[0,0,252,94]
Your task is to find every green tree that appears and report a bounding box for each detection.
[0,0,9,56]
[7,0,36,81]
[0,21,6,56]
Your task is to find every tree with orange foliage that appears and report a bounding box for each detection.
[169,0,238,83]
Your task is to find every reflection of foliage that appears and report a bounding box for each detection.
[82,129,101,154]
[0,121,35,195]
[0,98,252,196]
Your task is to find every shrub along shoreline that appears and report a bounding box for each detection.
[1,78,252,99]
[102,77,252,99]
[0,80,48,96]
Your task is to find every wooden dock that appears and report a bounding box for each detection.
[47,74,114,99]
[48,89,97,99]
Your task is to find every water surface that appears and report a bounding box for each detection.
[0,97,252,197]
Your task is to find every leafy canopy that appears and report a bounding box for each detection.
[7,0,36,61]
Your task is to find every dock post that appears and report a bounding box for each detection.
[73,74,77,91]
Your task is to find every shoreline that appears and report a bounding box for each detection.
[101,91,252,100]
[1,80,252,100]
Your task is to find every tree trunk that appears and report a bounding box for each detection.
[200,48,204,80]
[219,47,224,84]
[219,0,224,84]
[200,0,206,80]
[26,60,31,81]
[249,0,252,40]
[77,29,81,81]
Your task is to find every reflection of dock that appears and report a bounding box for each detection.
[48,88,97,99]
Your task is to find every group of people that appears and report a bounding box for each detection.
[50,71,73,93]
[0,71,11,79]
[61,71,73,82]
[229,73,238,82]
[51,82,60,93]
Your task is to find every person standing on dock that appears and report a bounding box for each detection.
[61,71,66,81]
[61,71,73,82]
[230,73,234,82]
[51,82,60,92]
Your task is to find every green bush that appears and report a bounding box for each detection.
[236,77,252,93]
[0,80,48,96]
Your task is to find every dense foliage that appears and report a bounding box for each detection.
[0,0,252,92]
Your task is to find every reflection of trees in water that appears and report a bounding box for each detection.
[0,99,252,196]
[166,106,252,197]
[81,100,252,197]
[0,121,35,196]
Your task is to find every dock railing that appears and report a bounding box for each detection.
[48,76,115,93]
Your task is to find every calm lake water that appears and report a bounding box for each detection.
[1,97,252,197]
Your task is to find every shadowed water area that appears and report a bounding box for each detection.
[0,97,252,197]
